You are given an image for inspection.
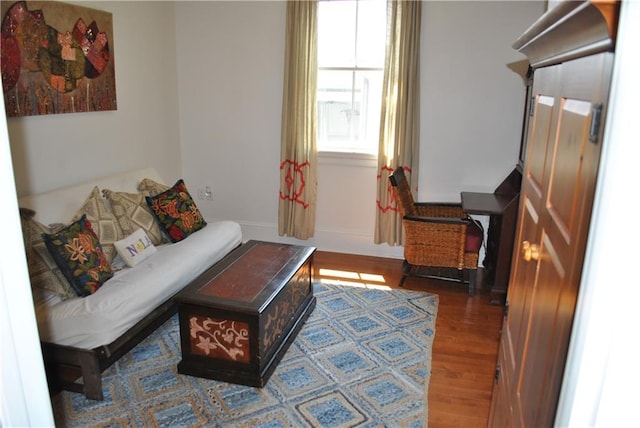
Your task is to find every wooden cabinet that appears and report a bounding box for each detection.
[488,2,619,426]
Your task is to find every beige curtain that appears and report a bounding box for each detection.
[278,0,318,240]
[374,0,421,245]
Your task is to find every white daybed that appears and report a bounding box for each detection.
[18,168,242,400]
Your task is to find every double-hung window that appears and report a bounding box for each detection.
[317,0,387,155]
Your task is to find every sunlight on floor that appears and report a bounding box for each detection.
[317,268,391,290]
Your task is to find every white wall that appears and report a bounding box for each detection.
[7,0,544,258]
[176,0,544,258]
[420,1,541,200]
[175,0,287,239]
[0,91,54,428]
[8,1,182,197]
[8,2,636,425]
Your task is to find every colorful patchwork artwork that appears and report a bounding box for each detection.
[1,1,116,117]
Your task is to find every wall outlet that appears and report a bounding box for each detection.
[197,186,213,201]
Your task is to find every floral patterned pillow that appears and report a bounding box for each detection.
[42,215,113,297]
[145,179,207,243]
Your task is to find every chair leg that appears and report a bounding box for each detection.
[399,260,412,287]
[399,273,408,287]
[468,269,476,296]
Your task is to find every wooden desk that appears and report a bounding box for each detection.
[460,192,515,216]
[461,168,522,305]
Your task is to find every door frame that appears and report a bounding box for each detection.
[556,1,640,425]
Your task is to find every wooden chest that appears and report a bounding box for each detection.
[175,240,315,387]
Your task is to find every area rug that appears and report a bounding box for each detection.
[51,282,439,427]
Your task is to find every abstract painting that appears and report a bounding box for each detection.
[1,1,116,117]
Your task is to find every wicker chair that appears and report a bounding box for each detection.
[389,167,483,294]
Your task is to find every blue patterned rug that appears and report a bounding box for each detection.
[51,282,438,427]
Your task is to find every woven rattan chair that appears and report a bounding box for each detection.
[389,167,483,294]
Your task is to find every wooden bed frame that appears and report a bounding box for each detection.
[19,169,242,401]
[41,295,179,401]
[42,240,243,401]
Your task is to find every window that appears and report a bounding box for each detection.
[317,0,387,155]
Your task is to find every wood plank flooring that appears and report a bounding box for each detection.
[313,251,503,428]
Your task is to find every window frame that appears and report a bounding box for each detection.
[316,0,386,156]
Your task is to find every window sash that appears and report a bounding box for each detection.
[317,69,382,154]
[317,0,386,154]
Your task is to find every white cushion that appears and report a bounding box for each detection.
[35,220,242,349]
[114,228,157,267]
[18,168,164,226]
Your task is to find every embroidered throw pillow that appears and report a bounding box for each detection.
[42,215,113,297]
[72,186,123,264]
[137,178,170,197]
[114,228,157,267]
[19,209,76,301]
[102,189,165,245]
[146,179,207,243]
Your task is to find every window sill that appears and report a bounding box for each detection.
[318,151,378,168]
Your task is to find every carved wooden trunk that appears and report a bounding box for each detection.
[176,240,315,387]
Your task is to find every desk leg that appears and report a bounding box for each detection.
[485,206,518,305]
[483,215,500,301]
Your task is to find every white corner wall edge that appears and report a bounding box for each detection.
[555,1,640,426]
[0,101,54,425]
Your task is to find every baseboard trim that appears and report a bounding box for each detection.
[212,219,405,259]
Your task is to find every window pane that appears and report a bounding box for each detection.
[318,70,353,143]
[318,1,356,67]
[356,0,387,67]
[354,70,383,152]
[317,69,382,154]
[317,0,386,154]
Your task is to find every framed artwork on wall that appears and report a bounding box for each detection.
[1,1,116,118]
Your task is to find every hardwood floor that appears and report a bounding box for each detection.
[313,251,504,428]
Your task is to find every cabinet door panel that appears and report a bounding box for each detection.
[517,231,566,427]
[527,95,555,197]
[490,52,613,427]
[547,99,593,241]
